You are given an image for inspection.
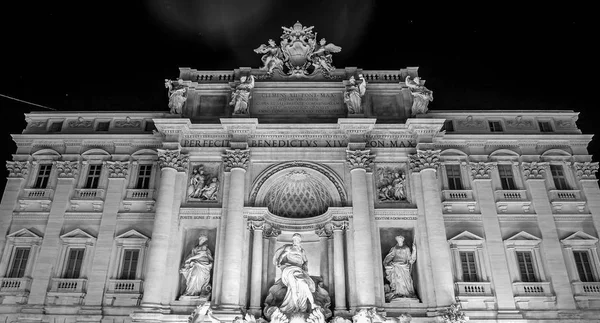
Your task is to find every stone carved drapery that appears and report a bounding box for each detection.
[222,149,250,171]
[574,162,599,180]
[53,160,80,178]
[408,150,440,172]
[469,162,496,180]
[6,161,30,178]
[346,150,375,171]
[158,149,189,172]
[522,162,548,179]
[104,161,129,178]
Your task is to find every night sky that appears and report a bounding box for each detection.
[0,2,597,192]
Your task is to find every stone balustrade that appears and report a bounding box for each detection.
[125,189,154,200]
[49,278,87,293]
[22,188,53,199]
[495,190,528,201]
[73,188,105,200]
[106,279,143,294]
[549,190,582,201]
[0,277,32,292]
[573,282,600,296]
[455,281,493,296]
[513,282,553,297]
[442,190,474,201]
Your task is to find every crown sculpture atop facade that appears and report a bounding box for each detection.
[255,21,342,77]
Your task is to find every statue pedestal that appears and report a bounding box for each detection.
[347,113,365,118]
[232,113,250,118]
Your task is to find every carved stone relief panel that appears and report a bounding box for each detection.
[187,163,221,202]
[376,166,408,203]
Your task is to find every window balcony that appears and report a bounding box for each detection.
[495,190,528,201]
[573,282,600,296]
[49,278,86,293]
[0,277,32,293]
[513,282,553,297]
[455,281,493,296]
[125,189,154,200]
[73,189,105,200]
[549,190,583,202]
[106,279,143,294]
[22,188,53,200]
[442,190,474,201]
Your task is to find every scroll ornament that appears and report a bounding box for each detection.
[222,149,250,171]
[6,161,29,178]
[158,149,189,172]
[408,150,440,172]
[104,161,130,178]
[574,162,599,180]
[522,162,548,179]
[346,150,375,171]
[469,162,496,180]
[54,161,80,178]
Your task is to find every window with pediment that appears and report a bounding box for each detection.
[0,229,42,283]
[448,231,489,283]
[55,229,96,280]
[504,231,547,283]
[110,229,149,281]
[561,231,600,283]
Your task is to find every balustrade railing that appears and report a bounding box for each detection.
[513,282,552,296]
[50,278,86,293]
[125,189,154,200]
[361,71,404,82]
[495,190,528,201]
[442,190,474,201]
[73,189,104,200]
[23,188,53,199]
[573,282,600,296]
[106,279,142,293]
[455,282,492,296]
[549,190,582,201]
[0,277,32,292]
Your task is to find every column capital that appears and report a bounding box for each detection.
[331,220,348,231]
[222,149,250,171]
[157,149,189,172]
[53,160,80,178]
[469,161,497,180]
[521,162,548,180]
[6,161,30,178]
[408,149,440,173]
[103,161,130,178]
[574,162,599,180]
[315,224,333,238]
[247,219,265,231]
[346,149,375,171]
[262,223,281,238]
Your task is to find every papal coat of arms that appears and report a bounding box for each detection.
[254,21,341,77]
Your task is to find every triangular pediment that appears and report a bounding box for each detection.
[504,231,541,247]
[60,228,95,240]
[561,231,598,247]
[7,228,41,239]
[116,229,149,241]
[449,231,484,241]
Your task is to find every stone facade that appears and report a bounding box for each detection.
[1,66,599,323]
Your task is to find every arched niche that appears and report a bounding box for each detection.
[250,161,347,217]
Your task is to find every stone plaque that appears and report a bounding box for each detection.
[251,92,345,115]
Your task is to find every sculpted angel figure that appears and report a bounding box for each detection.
[310,38,341,73]
[383,235,417,301]
[229,75,255,115]
[254,39,284,74]
[344,75,367,114]
[180,235,213,297]
[405,76,433,115]
[165,79,187,114]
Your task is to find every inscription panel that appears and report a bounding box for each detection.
[251,92,345,115]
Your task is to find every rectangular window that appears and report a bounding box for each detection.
[539,121,553,133]
[489,121,503,132]
[96,121,110,132]
[498,165,517,190]
[120,249,140,280]
[34,164,52,189]
[516,251,538,282]
[443,120,454,132]
[49,122,63,133]
[446,165,464,190]
[550,165,570,190]
[136,165,152,189]
[460,251,478,282]
[7,247,30,278]
[574,251,595,282]
[64,248,85,279]
[85,165,102,189]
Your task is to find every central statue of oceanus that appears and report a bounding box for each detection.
[264,233,331,322]
[255,21,341,77]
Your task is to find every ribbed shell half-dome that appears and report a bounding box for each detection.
[265,170,333,218]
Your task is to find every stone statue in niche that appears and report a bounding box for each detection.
[377,168,407,202]
[264,233,331,322]
[165,79,187,114]
[344,75,367,114]
[383,235,417,302]
[180,235,213,298]
[254,39,285,75]
[187,165,219,201]
[230,75,255,115]
[405,76,433,116]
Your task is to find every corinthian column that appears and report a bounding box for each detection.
[141,149,188,308]
[409,150,454,307]
[346,149,376,308]
[219,149,250,310]
[248,219,264,315]
[331,220,348,312]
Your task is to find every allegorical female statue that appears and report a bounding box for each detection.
[383,235,417,301]
[165,79,187,114]
[405,76,433,116]
[344,75,367,114]
[264,233,331,320]
[180,235,213,297]
[230,75,255,115]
